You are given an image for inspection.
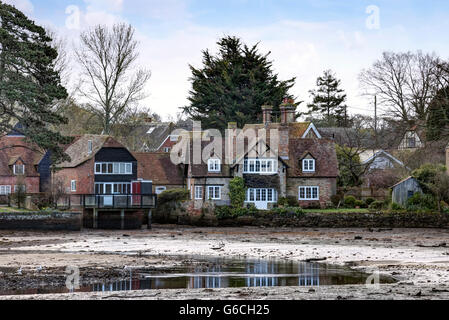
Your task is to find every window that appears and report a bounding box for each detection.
[243,159,276,174]
[170,135,179,142]
[246,189,277,203]
[195,186,203,200]
[302,159,315,172]
[0,186,11,195]
[208,159,221,172]
[207,186,221,200]
[407,190,414,199]
[299,186,319,201]
[14,185,26,193]
[94,163,133,175]
[13,164,25,175]
[71,180,77,192]
[164,147,171,153]
[88,140,93,154]
[95,183,131,195]
[155,187,167,194]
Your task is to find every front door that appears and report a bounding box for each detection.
[103,183,114,206]
[247,188,276,210]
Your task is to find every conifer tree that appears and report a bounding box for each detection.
[0,2,69,163]
[307,70,348,127]
[183,36,296,131]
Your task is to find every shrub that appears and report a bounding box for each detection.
[330,195,342,207]
[390,202,404,211]
[271,207,305,218]
[354,200,364,208]
[344,196,357,208]
[215,206,232,219]
[406,193,437,211]
[157,188,190,204]
[277,197,288,207]
[278,196,298,207]
[369,201,384,210]
[229,177,246,208]
[365,198,375,206]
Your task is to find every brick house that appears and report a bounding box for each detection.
[182,101,338,210]
[0,127,50,197]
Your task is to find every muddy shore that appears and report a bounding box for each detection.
[1,225,449,300]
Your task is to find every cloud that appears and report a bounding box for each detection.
[3,0,34,14]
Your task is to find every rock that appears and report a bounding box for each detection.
[354,236,363,240]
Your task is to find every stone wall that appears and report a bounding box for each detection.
[153,202,449,229]
[0,211,82,231]
[82,209,144,230]
[287,177,336,208]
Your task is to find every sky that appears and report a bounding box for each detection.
[5,0,449,120]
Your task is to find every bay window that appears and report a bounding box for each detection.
[243,159,276,174]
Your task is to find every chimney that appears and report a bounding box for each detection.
[261,105,273,126]
[280,98,297,124]
[446,144,449,176]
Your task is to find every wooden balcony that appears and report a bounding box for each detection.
[57,194,157,210]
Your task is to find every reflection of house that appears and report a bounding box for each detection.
[398,125,424,150]
[391,176,422,207]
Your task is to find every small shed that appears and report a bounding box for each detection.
[391,177,422,207]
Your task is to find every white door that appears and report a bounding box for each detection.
[103,183,114,206]
[253,189,268,210]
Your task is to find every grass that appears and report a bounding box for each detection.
[0,206,33,213]
[304,208,370,214]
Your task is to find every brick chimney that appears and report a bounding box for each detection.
[261,105,273,126]
[280,98,297,124]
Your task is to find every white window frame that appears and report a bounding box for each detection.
[71,180,77,192]
[155,186,167,194]
[0,186,11,195]
[195,186,203,200]
[298,186,320,201]
[208,159,221,172]
[207,186,222,200]
[94,162,133,175]
[302,159,316,172]
[243,159,277,174]
[245,188,277,203]
[14,185,26,193]
[164,147,171,153]
[170,135,179,142]
[13,164,25,175]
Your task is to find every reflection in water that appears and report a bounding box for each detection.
[0,257,395,296]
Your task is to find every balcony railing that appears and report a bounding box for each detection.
[56,194,157,210]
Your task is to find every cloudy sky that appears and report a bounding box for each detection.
[5,0,449,120]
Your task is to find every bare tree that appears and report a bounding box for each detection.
[359,51,442,123]
[75,23,151,135]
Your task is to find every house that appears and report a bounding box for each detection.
[391,176,422,207]
[397,125,424,150]
[134,152,186,194]
[0,126,51,197]
[183,101,338,210]
[54,134,156,229]
[361,149,407,171]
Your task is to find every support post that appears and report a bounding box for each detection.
[93,208,98,229]
[148,209,152,230]
[121,209,125,230]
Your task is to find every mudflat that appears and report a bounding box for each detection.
[1,225,449,300]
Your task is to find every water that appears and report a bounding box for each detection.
[0,256,396,296]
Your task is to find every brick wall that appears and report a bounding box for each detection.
[54,159,95,195]
[0,176,40,194]
[287,177,337,208]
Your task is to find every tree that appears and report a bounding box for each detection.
[75,23,151,135]
[0,3,70,163]
[359,51,442,123]
[412,163,449,212]
[426,86,449,141]
[183,36,296,131]
[307,70,348,127]
[229,177,246,208]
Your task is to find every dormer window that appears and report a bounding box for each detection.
[302,159,315,172]
[13,164,25,175]
[88,140,93,154]
[208,159,221,172]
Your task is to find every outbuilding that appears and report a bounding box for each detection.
[391,176,422,207]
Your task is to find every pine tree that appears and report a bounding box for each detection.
[307,70,348,127]
[0,2,70,163]
[183,36,296,131]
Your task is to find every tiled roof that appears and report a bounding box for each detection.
[58,135,125,168]
[287,138,339,178]
[0,136,43,177]
[133,152,185,185]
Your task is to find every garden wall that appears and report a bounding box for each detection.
[0,211,82,231]
[154,201,449,228]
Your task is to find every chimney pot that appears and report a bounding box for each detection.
[261,105,273,126]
